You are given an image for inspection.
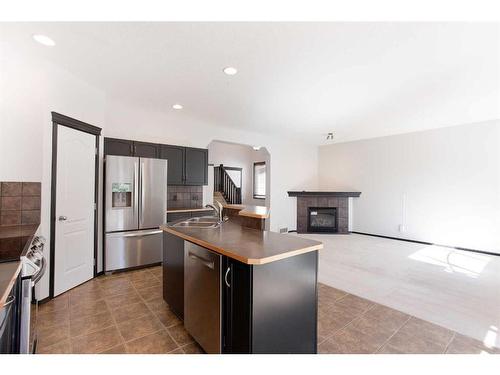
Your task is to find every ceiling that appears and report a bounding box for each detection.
[1,22,499,144]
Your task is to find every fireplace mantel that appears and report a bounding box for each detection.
[287,191,361,197]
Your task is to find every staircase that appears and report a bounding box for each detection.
[214,164,242,204]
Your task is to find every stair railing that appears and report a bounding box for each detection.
[214,164,242,204]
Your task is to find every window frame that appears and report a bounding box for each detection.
[253,161,266,200]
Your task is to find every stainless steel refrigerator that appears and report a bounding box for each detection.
[105,155,167,272]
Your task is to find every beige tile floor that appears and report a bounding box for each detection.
[301,233,500,349]
[36,265,498,354]
[317,283,498,354]
[36,266,203,354]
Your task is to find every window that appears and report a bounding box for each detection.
[253,162,266,199]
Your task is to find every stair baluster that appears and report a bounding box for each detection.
[213,164,242,204]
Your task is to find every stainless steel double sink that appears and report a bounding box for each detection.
[171,216,221,228]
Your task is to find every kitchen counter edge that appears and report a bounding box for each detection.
[161,224,322,265]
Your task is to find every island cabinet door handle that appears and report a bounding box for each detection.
[224,267,231,288]
[188,252,215,270]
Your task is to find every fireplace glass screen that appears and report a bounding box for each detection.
[308,207,337,233]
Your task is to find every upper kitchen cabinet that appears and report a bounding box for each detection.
[159,145,185,185]
[104,138,159,158]
[133,141,159,158]
[104,137,134,156]
[105,138,208,186]
[184,147,208,185]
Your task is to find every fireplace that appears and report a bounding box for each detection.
[288,191,361,234]
[308,207,337,233]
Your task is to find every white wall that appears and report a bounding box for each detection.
[208,141,270,207]
[103,97,317,234]
[319,120,500,253]
[1,48,318,300]
[0,44,107,300]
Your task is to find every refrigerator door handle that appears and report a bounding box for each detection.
[107,229,162,238]
[134,159,139,226]
[140,160,145,227]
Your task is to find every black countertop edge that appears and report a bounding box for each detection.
[287,191,361,197]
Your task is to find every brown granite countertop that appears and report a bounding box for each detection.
[0,224,39,240]
[0,261,22,307]
[161,221,322,265]
[0,224,38,307]
[223,204,270,219]
[166,208,214,214]
[0,224,38,262]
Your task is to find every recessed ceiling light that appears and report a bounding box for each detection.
[32,34,56,47]
[252,146,261,151]
[223,66,238,76]
[172,104,183,110]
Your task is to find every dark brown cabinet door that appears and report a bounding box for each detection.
[184,147,208,185]
[159,145,185,185]
[104,137,134,156]
[133,141,158,158]
[222,257,252,353]
[162,232,185,320]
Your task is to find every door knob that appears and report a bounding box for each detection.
[58,216,68,221]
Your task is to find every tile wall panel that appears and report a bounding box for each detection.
[167,186,203,209]
[0,181,41,227]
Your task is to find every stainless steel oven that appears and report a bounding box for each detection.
[20,236,46,354]
[0,274,21,354]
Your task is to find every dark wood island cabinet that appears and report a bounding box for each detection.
[161,221,322,354]
[222,251,318,353]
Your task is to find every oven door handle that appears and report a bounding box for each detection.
[0,295,15,336]
[1,295,15,309]
[32,256,47,285]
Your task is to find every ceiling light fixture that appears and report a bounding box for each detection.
[252,146,262,151]
[32,34,56,47]
[172,104,183,110]
[223,66,238,76]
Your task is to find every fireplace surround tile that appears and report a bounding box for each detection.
[290,192,360,234]
[327,197,339,207]
[317,197,329,207]
[338,206,348,219]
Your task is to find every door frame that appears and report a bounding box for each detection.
[49,112,102,298]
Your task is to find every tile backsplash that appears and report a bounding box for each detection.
[168,185,203,209]
[0,182,41,226]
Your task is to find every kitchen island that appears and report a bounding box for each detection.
[161,220,323,354]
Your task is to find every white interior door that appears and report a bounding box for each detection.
[54,125,96,296]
